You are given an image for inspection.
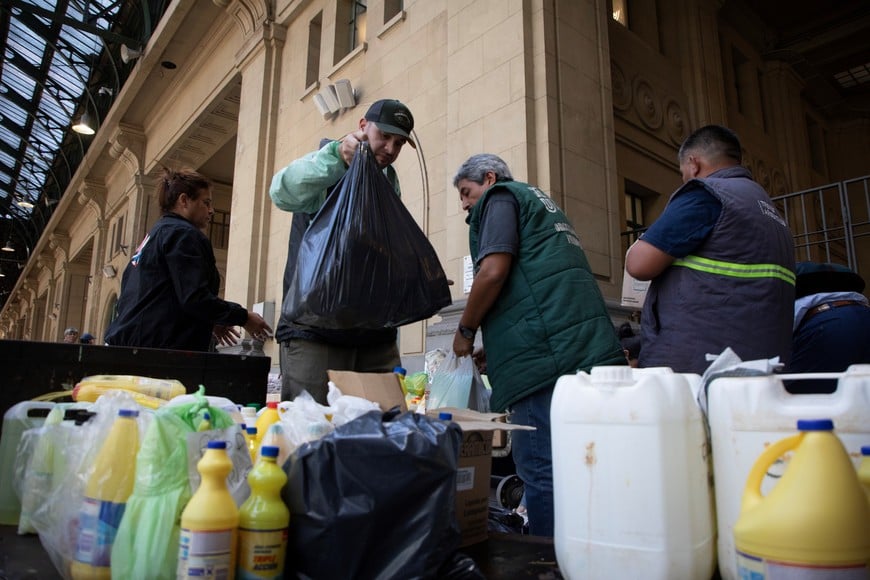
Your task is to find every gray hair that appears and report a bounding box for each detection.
[452,154,513,187]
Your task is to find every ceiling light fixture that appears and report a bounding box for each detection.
[1,238,13,252]
[15,198,34,210]
[72,111,96,135]
[120,44,143,64]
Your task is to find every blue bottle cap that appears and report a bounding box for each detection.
[796,419,834,431]
[861,445,870,456]
[207,440,227,449]
[438,412,453,421]
[260,445,279,458]
[118,409,139,418]
[393,366,407,376]
[246,426,257,435]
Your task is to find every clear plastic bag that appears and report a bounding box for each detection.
[111,387,238,580]
[283,143,452,329]
[428,351,475,410]
[23,392,150,579]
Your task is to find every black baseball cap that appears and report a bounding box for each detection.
[794,261,865,298]
[365,99,416,148]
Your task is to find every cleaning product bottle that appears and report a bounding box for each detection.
[393,366,408,395]
[254,402,279,446]
[237,445,290,579]
[859,445,870,504]
[246,426,259,463]
[260,423,291,467]
[70,408,140,580]
[178,440,239,579]
[734,419,870,578]
[240,405,257,427]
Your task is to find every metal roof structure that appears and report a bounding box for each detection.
[0,0,167,305]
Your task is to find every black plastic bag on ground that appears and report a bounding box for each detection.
[284,143,452,329]
[282,409,463,580]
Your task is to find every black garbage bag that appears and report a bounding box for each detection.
[284,143,452,329]
[282,409,463,580]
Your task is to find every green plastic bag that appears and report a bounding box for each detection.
[111,387,235,580]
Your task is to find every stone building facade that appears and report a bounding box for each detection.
[1,0,867,373]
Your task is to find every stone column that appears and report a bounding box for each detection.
[677,0,728,126]
[764,61,809,190]
[219,4,286,337]
[79,180,108,334]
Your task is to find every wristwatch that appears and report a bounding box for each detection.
[458,324,477,340]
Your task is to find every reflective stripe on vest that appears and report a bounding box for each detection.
[672,254,796,285]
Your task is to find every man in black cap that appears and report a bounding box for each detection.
[786,261,870,392]
[269,99,415,404]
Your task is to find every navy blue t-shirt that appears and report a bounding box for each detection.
[640,186,722,257]
[641,187,722,258]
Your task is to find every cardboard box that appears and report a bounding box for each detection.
[438,407,512,449]
[428,408,534,547]
[620,265,650,309]
[325,370,533,547]
[454,428,493,546]
[327,370,406,411]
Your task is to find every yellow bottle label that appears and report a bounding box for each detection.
[177,527,236,579]
[237,527,287,579]
[738,550,870,579]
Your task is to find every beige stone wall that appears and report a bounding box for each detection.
[3,0,866,364]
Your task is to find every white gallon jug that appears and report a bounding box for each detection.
[708,364,870,580]
[551,366,715,580]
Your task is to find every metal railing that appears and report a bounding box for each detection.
[618,175,870,278]
[772,175,870,276]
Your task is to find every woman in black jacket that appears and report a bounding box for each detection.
[105,167,270,351]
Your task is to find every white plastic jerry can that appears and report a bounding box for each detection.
[0,401,57,525]
[708,364,870,580]
[551,366,715,580]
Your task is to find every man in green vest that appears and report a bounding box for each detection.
[452,154,625,537]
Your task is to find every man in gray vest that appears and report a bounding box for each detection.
[626,125,795,374]
[452,154,626,537]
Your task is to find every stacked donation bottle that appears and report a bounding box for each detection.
[860,446,870,504]
[237,445,290,579]
[254,402,279,446]
[178,440,239,579]
[246,426,259,462]
[70,408,140,580]
[734,419,870,578]
[240,405,257,427]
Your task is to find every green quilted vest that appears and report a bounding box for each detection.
[468,180,625,411]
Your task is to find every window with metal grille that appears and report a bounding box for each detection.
[209,209,230,250]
